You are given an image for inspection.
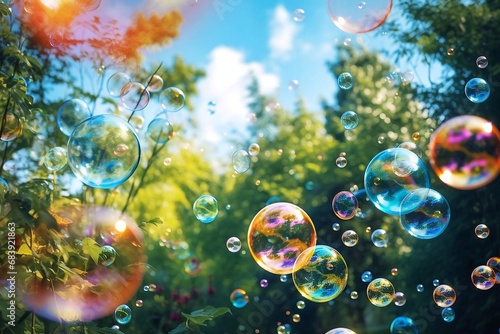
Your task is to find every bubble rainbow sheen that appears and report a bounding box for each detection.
[325,328,357,334]
[366,277,395,307]
[247,202,317,275]
[18,205,146,322]
[429,115,500,190]
[292,245,348,302]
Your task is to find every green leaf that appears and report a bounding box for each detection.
[81,238,102,265]
[146,217,164,226]
[168,323,191,334]
[182,306,231,326]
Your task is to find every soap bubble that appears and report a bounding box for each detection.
[184,257,201,275]
[486,257,500,284]
[371,229,389,247]
[361,271,373,283]
[147,118,174,144]
[465,78,490,103]
[67,114,141,189]
[332,222,341,231]
[114,305,132,325]
[292,314,301,322]
[400,188,450,239]
[394,292,406,306]
[57,99,91,136]
[364,148,430,215]
[160,87,186,112]
[247,202,317,274]
[49,31,63,47]
[266,196,281,206]
[442,307,455,322]
[327,0,392,33]
[416,284,424,292]
[402,71,415,85]
[429,115,500,189]
[107,72,132,97]
[232,149,251,173]
[341,111,359,130]
[18,205,145,322]
[475,224,490,239]
[135,300,143,308]
[80,0,101,11]
[350,291,358,299]
[226,237,242,253]
[390,316,418,334]
[280,274,288,283]
[377,135,385,144]
[385,72,402,86]
[292,245,348,302]
[476,56,488,69]
[146,74,164,92]
[293,8,305,22]
[433,279,440,287]
[332,191,358,220]
[288,79,299,90]
[391,268,398,276]
[336,156,348,168]
[193,195,218,223]
[296,300,305,309]
[325,328,357,334]
[471,265,496,290]
[100,245,117,266]
[44,146,67,172]
[447,47,455,56]
[260,279,268,288]
[342,230,359,247]
[366,278,394,307]
[397,141,423,157]
[433,284,456,308]
[338,72,354,89]
[120,82,150,111]
[248,143,260,156]
[27,108,49,134]
[230,289,249,308]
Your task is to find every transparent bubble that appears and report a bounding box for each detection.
[342,230,359,247]
[0,111,21,142]
[193,195,218,223]
[277,325,286,334]
[296,300,305,309]
[332,191,358,220]
[394,292,406,306]
[44,146,67,172]
[338,72,354,90]
[67,115,141,189]
[433,279,440,287]
[163,157,172,166]
[486,257,500,284]
[471,265,496,290]
[184,257,201,275]
[416,284,424,292]
[226,237,242,253]
[292,245,348,302]
[332,222,341,231]
[350,291,358,299]
[390,316,417,334]
[385,72,402,86]
[207,100,217,114]
[442,307,455,322]
[476,56,488,69]
[288,79,299,90]
[160,87,186,112]
[475,224,490,239]
[327,0,392,33]
[129,113,145,133]
[465,78,490,103]
[100,245,117,266]
[361,271,373,283]
[397,141,423,157]
[113,144,129,157]
[402,71,414,85]
[146,74,164,92]
[120,82,150,111]
[57,99,91,136]
[377,135,385,144]
[80,0,101,11]
[107,72,132,97]
[248,202,316,274]
[343,37,352,46]
[447,48,455,56]
[325,328,357,334]
[280,274,288,283]
[430,115,500,189]
[147,118,174,144]
[341,111,359,130]
[371,229,389,247]
[358,1,366,9]
[336,156,348,168]
[400,188,450,239]
[233,149,251,174]
[433,284,456,308]
[230,289,249,308]
[367,278,394,307]
[49,31,64,47]
[293,8,305,22]
[27,108,49,134]
[391,268,398,276]
[135,300,143,308]
[305,181,315,191]
[114,304,132,325]
[260,279,268,288]
[364,148,430,215]
[148,283,157,292]
[248,143,260,156]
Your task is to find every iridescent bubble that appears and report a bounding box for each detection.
[465,78,490,103]
[113,144,129,157]
[49,31,63,47]
[232,149,251,174]
[342,230,359,247]
[57,99,91,136]
[341,111,359,130]
[433,284,456,308]
[402,71,415,85]
[114,305,132,325]
[44,146,67,172]
[226,237,242,253]
[160,87,186,112]
[266,196,281,206]
[80,0,101,11]
[111,325,120,330]
[135,300,143,308]
[27,108,49,134]
[327,0,392,33]
[429,115,500,189]
[147,118,174,144]
[292,314,301,322]
[442,307,455,322]
[336,156,348,168]
[390,316,418,334]
[400,188,450,239]
[120,82,150,111]
[146,74,164,92]
[471,265,496,290]
[193,195,218,223]
[364,148,430,215]
[371,229,389,247]
[377,135,385,144]
[366,278,394,307]
[361,271,373,283]
[260,279,268,288]
[280,274,288,283]
[148,283,157,292]
[107,72,132,97]
[486,257,500,284]
[296,300,305,309]
[416,284,424,292]
[391,268,398,276]
[184,257,201,275]
[433,279,440,287]
[332,222,341,231]
[476,56,488,69]
[247,202,317,274]
[397,141,423,157]
[230,289,249,308]
[475,224,490,239]
[292,245,348,302]
[325,328,357,334]
[67,114,141,189]
[394,292,406,306]
[248,143,260,156]
[293,8,305,22]
[412,132,421,141]
[332,191,358,220]
[338,72,354,90]
[100,245,117,266]
[385,72,402,86]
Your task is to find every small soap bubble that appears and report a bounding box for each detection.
[361,271,373,283]
[390,316,417,333]
[135,300,143,307]
[193,195,218,223]
[394,292,406,306]
[148,283,157,292]
[44,146,67,172]
[397,141,423,157]
[226,204,231,211]
[476,56,488,69]
[147,118,174,144]
[338,72,354,90]
[371,229,389,247]
[292,314,301,322]
[377,135,385,144]
[365,226,372,233]
[232,149,251,173]
[343,38,352,46]
[230,289,249,308]
[447,48,455,56]
[442,307,455,322]
[260,279,268,288]
[367,278,395,307]
[332,191,358,220]
[160,87,186,112]
[391,268,398,276]
[332,222,341,231]
[280,274,288,283]
[99,245,117,266]
[342,230,359,247]
[416,284,424,292]
[471,265,496,290]
[120,82,150,111]
[402,71,414,85]
[433,284,456,308]
[475,224,490,239]
[412,132,420,141]
[114,305,132,325]
[288,79,299,90]
[293,8,305,22]
[248,143,260,156]
[207,100,217,114]
[163,157,172,166]
[143,285,149,292]
[385,72,402,86]
[350,291,358,299]
[27,108,49,134]
[336,156,348,168]
[341,111,359,130]
[296,300,305,309]
[465,78,490,103]
[49,31,64,47]
[226,237,242,253]
[146,74,164,92]
[357,1,366,9]
[433,279,440,287]
[111,325,120,330]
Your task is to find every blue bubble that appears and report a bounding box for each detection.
[114,304,132,325]
[340,111,359,130]
[416,284,424,292]
[230,289,249,308]
[465,78,490,103]
[193,195,218,223]
[266,196,281,206]
[371,229,389,247]
[390,316,418,334]
[338,72,354,90]
[57,99,91,136]
[147,118,173,144]
[361,271,373,283]
[442,307,455,322]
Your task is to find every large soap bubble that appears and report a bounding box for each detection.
[327,0,392,34]
[325,328,357,334]
[433,284,456,308]
[390,316,418,334]
[247,202,317,274]
[120,82,150,111]
[292,245,348,302]
[364,148,430,215]
[366,278,395,307]
[0,112,22,141]
[57,99,91,136]
[400,188,450,239]
[465,78,490,103]
[429,115,500,190]
[67,114,141,189]
[18,205,146,322]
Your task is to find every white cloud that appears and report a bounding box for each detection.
[268,5,299,60]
